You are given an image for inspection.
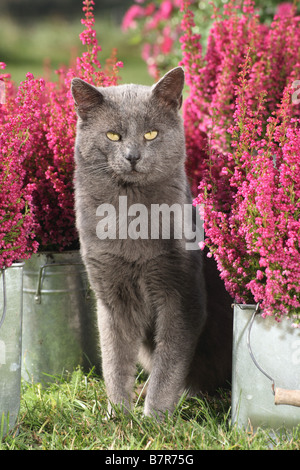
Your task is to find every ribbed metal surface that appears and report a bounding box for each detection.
[232,305,300,430]
[0,263,24,436]
[22,252,100,385]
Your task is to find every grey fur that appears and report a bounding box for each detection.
[71,68,232,419]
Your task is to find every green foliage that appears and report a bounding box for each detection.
[0,15,152,85]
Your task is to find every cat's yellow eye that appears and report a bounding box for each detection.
[106,131,121,142]
[144,130,158,141]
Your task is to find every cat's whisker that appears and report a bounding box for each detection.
[83,163,112,175]
[83,162,109,169]
[152,166,164,174]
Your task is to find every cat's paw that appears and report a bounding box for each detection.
[105,401,131,420]
[143,404,166,422]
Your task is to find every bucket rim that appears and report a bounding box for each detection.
[0,261,25,270]
[234,303,259,309]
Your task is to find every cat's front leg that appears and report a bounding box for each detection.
[143,302,201,420]
[143,350,191,419]
[96,299,139,415]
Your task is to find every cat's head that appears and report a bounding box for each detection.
[71,67,186,185]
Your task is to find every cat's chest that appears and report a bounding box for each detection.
[76,179,186,262]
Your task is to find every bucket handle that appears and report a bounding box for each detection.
[0,269,6,330]
[35,262,84,303]
[247,303,300,407]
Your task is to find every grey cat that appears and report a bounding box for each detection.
[71,67,232,419]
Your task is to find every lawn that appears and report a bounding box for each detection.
[1,368,300,450]
[0,14,152,86]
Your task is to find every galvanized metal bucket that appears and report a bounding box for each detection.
[22,251,99,385]
[232,304,300,430]
[0,262,24,437]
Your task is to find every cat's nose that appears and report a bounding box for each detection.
[125,152,141,165]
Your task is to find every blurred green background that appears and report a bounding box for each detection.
[0,0,153,85]
[0,0,294,86]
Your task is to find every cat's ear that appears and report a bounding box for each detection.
[71,78,104,119]
[151,67,184,110]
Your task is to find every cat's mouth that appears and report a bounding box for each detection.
[126,160,141,172]
[111,165,144,182]
[125,168,144,178]
[110,160,149,181]
[124,163,145,175]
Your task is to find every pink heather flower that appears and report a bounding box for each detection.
[256,270,264,280]
[160,1,173,19]
[276,2,294,18]
[161,35,173,54]
[122,5,145,30]
[0,74,42,267]
[123,1,183,78]
[145,3,156,16]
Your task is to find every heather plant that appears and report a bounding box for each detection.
[181,1,300,324]
[121,0,288,80]
[0,0,123,254]
[0,67,39,268]
[27,0,122,251]
[121,0,227,80]
[180,0,300,191]
[122,0,186,80]
[195,55,300,325]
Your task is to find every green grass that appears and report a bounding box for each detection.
[0,15,153,86]
[1,368,300,450]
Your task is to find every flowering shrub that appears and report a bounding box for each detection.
[0,68,39,268]
[181,0,300,189]
[122,0,183,79]
[0,0,123,256]
[181,1,300,324]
